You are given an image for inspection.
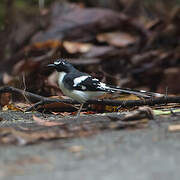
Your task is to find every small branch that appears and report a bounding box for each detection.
[0,86,46,102]
[1,86,180,112]
[26,95,180,112]
[26,98,76,111]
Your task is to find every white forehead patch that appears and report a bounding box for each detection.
[54,60,65,65]
[73,76,89,87]
[139,90,147,93]
[54,61,61,65]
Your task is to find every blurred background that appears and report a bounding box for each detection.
[0,0,180,97]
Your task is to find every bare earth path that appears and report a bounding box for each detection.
[0,111,180,180]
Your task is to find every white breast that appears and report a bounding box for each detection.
[58,72,67,90]
[72,90,105,103]
[58,72,105,103]
[58,72,73,99]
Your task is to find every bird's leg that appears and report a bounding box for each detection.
[76,103,84,118]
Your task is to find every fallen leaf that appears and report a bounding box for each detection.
[91,93,141,113]
[15,102,31,109]
[97,31,137,47]
[121,106,154,121]
[0,93,12,106]
[63,41,92,54]
[108,119,147,130]
[68,145,84,153]
[31,40,61,49]
[2,73,13,85]
[33,115,64,127]
[2,104,24,112]
[168,124,180,132]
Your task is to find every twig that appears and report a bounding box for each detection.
[26,95,180,112]
[1,86,180,112]
[22,72,32,105]
[0,86,46,102]
[26,98,76,111]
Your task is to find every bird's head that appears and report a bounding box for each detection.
[48,59,74,73]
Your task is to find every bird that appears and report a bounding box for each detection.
[48,59,162,117]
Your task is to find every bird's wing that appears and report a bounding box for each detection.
[63,74,113,92]
[75,77,114,92]
[63,73,163,98]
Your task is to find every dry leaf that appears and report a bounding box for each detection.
[15,102,31,109]
[0,93,12,106]
[92,93,141,113]
[168,124,180,132]
[42,102,77,112]
[97,32,137,47]
[33,115,64,127]
[63,41,92,54]
[2,73,13,85]
[28,40,61,50]
[68,145,84,153]
[2,104,24,112]
[122,106,154,121]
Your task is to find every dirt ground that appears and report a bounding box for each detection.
[0,111,180,180]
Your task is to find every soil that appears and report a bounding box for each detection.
[0,111,180,179]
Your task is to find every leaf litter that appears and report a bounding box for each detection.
[0,1,180,145]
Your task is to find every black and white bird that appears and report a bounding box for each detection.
[48,59,162,116]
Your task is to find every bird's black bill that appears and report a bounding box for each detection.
[47,64,56,68]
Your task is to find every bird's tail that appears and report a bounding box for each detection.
[107,85,163,98]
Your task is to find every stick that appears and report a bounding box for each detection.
[1,86,180,112]
[0,86,46,102]
[26,96,180,112]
